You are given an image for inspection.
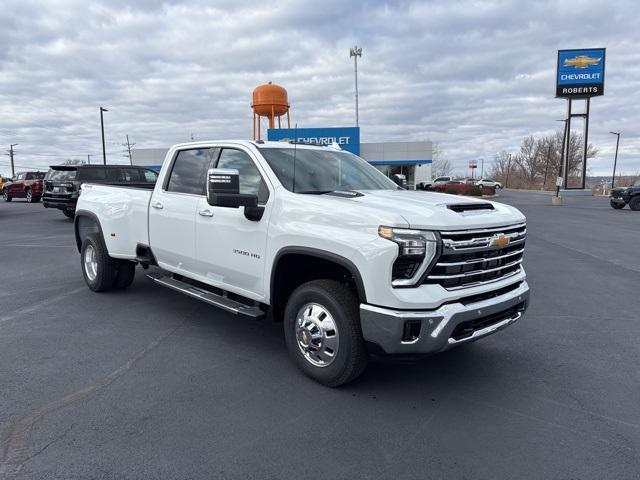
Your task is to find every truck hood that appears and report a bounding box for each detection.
[328,189,525,230]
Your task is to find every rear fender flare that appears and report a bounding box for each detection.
[74,210,105,252]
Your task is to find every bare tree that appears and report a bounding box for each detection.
[491,131,598,190]
[431,143,452,177]
[63,158,85,165]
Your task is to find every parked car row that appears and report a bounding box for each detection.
[2,165,159,217]
[417,176,503,191]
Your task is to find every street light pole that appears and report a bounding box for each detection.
[349,46,362,127]
[610,131,620,189]
[100,107,108,165]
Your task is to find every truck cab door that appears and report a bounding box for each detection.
[195,147,272,300]
[148,148,217,274]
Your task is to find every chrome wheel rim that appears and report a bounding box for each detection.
[295,303,339,367]
[26,191,32,202]
[84,244,98,281]
[2,190,7,200]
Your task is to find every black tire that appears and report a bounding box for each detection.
[284,279,367,387]
[80,233,118,292]
[629,196,640,211]
[113,261,136,290]
[610,201,625,210]
[3,189,12,202]
[25,189,33,203]
[32,196,41,203]
[63,209,75,219]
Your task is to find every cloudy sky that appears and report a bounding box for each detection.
[1,0,638,176]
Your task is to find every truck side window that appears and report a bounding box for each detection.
[216,149,269,203]
[166,149,214,195]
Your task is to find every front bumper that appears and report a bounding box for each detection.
[360,281,529,354]
[609,197,627,205]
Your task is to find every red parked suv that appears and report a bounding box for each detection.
[2,171,46,203]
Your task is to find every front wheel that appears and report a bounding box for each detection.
[610,201,625,210]
[25,189,33,203]
[63,209,75,219]
[629,197,640,211]
[3,189,11,202]
[284,279,367,387]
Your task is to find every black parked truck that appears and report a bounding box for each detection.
[43,165,159,218]
[610,180,640,211]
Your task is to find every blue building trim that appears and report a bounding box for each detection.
[368,159,432,166]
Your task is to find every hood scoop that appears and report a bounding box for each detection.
[447,203,495,213]
[324,190,364,198]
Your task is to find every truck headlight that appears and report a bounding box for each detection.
[379,227,438,286]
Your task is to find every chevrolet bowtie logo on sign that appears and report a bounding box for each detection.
[563,55,601,69]
[556,48,606,98]
[490,234,510,248]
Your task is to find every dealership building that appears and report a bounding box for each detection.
[131,127,432,188]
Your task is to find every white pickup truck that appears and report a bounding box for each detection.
[74,140,529,386]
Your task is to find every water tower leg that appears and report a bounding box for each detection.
[287,110,290,128]
[253,113,256,140]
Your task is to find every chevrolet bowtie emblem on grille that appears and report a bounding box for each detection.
[563,55,601,69]
[490,234,510,248]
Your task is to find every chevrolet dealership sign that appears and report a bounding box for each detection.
[267,127,360,155]
[556,48,606,98]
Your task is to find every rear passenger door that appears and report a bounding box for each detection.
[148,148,217,274]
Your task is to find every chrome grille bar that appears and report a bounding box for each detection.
[436,248,525,267]
[428,259,523,280]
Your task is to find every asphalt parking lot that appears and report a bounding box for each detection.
[1,190,639,480]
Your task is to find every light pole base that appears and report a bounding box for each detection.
[551,196,563,206]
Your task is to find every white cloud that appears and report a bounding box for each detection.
[0,0,638,175]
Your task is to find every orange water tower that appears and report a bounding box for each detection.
[252,82,290,140]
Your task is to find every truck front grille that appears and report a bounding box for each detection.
[424,223,526,290]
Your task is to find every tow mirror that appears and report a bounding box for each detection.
[206,168,258,208]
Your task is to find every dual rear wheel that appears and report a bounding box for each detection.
[81,233,136,292]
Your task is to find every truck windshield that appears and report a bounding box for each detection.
[259,147,397,193]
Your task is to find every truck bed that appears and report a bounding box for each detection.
[76,183,153,259]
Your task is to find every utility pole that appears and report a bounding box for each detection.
[7,144,18,177]
[610,131,621,189]
[100,106,108,165]
[349,45,362,127]
[480,158,484,178]
[87,154,91,165]
[122,135,135,165]
[505,154,512,188]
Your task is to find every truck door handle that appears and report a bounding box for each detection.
[151,201,164,210]
[198,209,214,217]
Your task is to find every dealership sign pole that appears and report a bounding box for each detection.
[556,48,606,190]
